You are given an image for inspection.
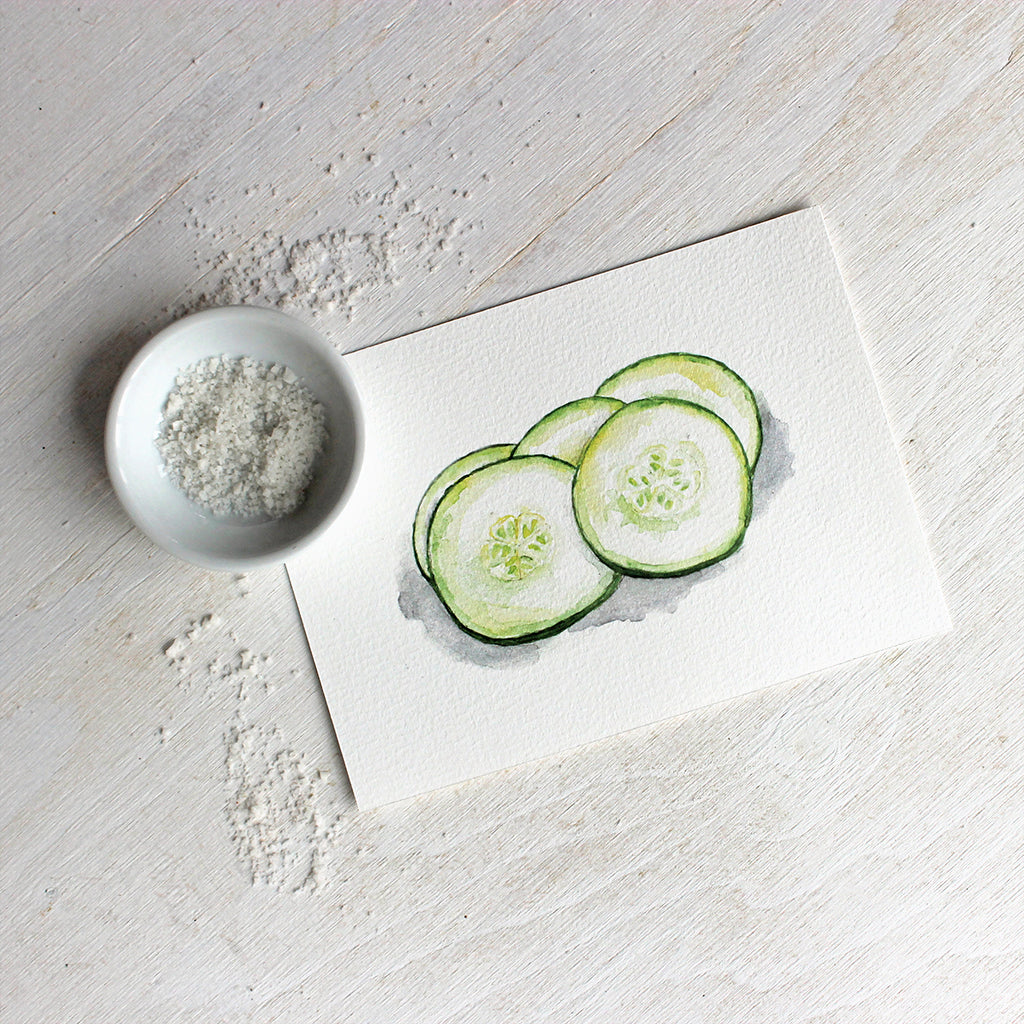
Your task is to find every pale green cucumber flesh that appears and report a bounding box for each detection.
[413,443,515,579]
[428,456,620,643]
[513,396,624,466]
[573,398,751,577]
[596,352,762,468]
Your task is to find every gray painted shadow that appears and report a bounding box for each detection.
[750,395,795,520]
[397,562,541,668]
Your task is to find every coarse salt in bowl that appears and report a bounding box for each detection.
[105,306,362,571]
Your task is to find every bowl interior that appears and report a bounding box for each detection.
[107,307,361,570]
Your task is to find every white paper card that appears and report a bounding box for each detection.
[288,209,950,808]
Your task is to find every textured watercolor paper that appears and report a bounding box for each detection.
[288,208,950,808]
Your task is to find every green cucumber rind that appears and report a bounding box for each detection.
[581,506,751,580]
[573,397,753,578]
[596,352,763,470]
[446,572,621,645]
[413,443,515,580]
[512,396,625,466]
[428,455,621,644]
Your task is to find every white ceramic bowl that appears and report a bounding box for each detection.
[105,306,362,571]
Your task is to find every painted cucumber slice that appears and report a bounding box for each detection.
[413,443,515,579]
[513,396,624,466]
[596,352,762,468]
[428,456,620,643]
[573,398,751,577]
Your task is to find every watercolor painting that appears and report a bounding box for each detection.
[411,352,763,645]
[287,209,951,808]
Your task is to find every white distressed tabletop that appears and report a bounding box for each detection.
[2,2,1022,1021]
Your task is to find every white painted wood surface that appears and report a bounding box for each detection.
[2,2,1022,1020]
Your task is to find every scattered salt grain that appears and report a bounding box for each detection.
[159,607,346,892]
[164,637,186,661]
[225,721,340,892]
[176,167,483,323]
[157,355,327,519]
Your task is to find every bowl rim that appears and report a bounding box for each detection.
[104,305,363,571]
